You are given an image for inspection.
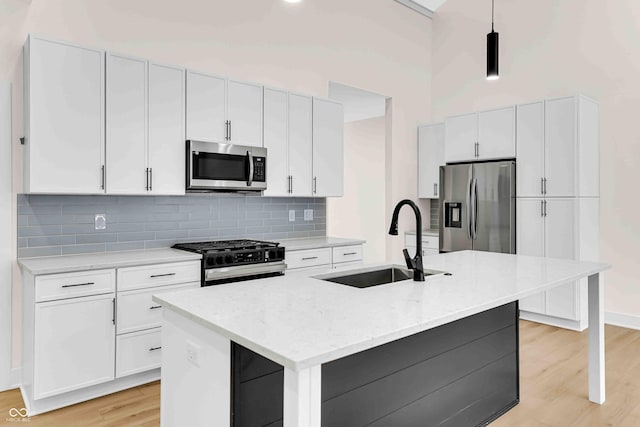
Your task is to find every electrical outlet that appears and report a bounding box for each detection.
[95,214,106,230]
[289,210,295,222]
[186,340,200,367]
[304,209,313,221]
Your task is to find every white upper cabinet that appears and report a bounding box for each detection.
[445,108,515,163]
[418,123,445,199]
[545,97,577,198]
[289,94,313,197]
[312,98,344,197]
[186,73,263,147]
[24,35,105,194]
[185,71,227,143]
[262,88,289,196]
[227,80,263,147]
[477,106,516,160]
[445,113,477,163]
[106,55,185,195]
[148,63,185,195]
[516,96,599,198]
[263,90,313,197]
[106,53,148,194]
[516,102,545,197]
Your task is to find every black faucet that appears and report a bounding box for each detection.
[388,199,425,281]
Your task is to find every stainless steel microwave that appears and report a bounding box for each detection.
[186,140,267,192]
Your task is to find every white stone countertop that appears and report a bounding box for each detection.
[405,228,439,236]
[18,248,202,275]
[153,251,610,371]
[277,236,365,251]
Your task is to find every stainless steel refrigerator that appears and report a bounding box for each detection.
[439,160,516,254]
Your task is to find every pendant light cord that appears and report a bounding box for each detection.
[491,0,495,31]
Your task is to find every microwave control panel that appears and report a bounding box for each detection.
[253,157,266,182]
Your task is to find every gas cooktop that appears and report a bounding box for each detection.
[172,239,280,254]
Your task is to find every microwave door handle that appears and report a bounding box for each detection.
[246,151,254,186]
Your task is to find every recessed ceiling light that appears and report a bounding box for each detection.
[284,0,302,3]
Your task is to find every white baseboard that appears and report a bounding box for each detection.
[605,311,640,330]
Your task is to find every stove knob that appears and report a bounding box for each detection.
[206,257,215,267]
[215,256,224,265]
[225,254,233,264]
[269,250,276,259]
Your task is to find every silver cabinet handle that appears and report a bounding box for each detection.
[544,200,547,217]
[228,120,232,141]
[433,183,437,197]
[101,165,105,190]
[150,273,176,278]
[61,282,95,288]
[225,120,230,141]
[149,168,153,191]
[302,256,318,261]
[145,168,149,191]
[149,305,162,310]
[313,177,317,194]
[149,346,162,352]
[247,151,254,186]
[541,200,544,217]
[541,178,544,195]
[543,178,547,195]
[112,298,116,325]
[343,252,358,256]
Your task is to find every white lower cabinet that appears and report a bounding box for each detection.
[286,244,364,272]
[34,292,115,399]
[22,260,201,414]
[116,329,163,378]
[405,233,439,258]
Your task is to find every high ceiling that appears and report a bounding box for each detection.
[393,0,448,18]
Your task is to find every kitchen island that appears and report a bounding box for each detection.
[154,251,609,427]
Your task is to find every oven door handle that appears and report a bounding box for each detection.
[246,151,254,186]
[205,261,286,283]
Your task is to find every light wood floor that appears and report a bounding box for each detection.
[2,320,640,426]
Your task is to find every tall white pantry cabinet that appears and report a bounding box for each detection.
[516,96,600,331]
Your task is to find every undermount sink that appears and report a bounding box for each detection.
[320,266,445,289]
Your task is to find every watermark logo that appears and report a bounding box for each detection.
[6,407,30,423]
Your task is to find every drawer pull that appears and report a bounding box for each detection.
[150,273,176,278]
[149,346,162,352]
[343,252,358,256]
[302,256,318,261]
[61,282,95,288]
[149,305,163,310]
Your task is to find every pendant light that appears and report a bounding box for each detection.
[486,0,499,80]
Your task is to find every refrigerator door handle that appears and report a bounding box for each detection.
[466,174,472,240]
[471,177,478,240]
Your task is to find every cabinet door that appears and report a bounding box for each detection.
[34,293,115,399]
[477,106,516,160]
[186,71,226,142]
[516,198,545,314]
[312,98,344,197]
[26,37,105,194]
[544,198,578,320]
[516,102,545,197]
[545,97,576,197]
[227,80,263,147]
[289,94,313,197]
[262,88,289,196]
[418,123,445,198]
[148,63,185,195]
[445,113,477,162]
[106,53,148,194]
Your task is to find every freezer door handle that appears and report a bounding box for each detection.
[470,177,478,240]
[466,174,472,240]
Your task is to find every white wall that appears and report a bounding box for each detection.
[327,117,387,263]
[0,0,433,367]
[431,0,640,318]
[0,82,12,390]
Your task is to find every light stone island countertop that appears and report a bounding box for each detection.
[153,250,610,371]
[276,236,365,251]
[18,248,202,275]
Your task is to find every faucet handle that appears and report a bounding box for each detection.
[402,249,415,270]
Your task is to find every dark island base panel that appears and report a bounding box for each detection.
[231,302,519,427]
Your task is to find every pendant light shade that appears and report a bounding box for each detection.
[486,0,499,80]
[487,30,499,80]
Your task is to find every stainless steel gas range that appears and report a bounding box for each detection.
[172,239,286,286]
